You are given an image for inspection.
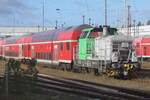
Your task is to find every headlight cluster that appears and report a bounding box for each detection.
[124,64,133,71]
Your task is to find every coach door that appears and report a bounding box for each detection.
[31,46,35,58]
[73,45,78,60]
[53,44,58,61]
[19,45,22,58]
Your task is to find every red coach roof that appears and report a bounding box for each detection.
[17,34,33,44]
[32,24,92,42]
[141,37,150,43]
[3,24,92,45]
[133,37,150,43]
[4,36,22,44]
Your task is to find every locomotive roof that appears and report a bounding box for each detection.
[97,34,133,42]
[111,35,133,42]
[106,34,133,42]
[32,24,92,42]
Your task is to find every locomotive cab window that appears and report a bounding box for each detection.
[88,27,103,38]
[80,31,89,38]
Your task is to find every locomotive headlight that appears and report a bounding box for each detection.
[124,64,127,67]
[130,64,133,69]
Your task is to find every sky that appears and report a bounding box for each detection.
[0,0,150,28]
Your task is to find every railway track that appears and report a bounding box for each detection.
[64,77,150,98]
[8,74,150,100]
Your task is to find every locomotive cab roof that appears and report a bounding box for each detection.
[80,26,118,39]
[96,34,133,43]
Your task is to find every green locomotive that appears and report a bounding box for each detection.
[74,26,139,79]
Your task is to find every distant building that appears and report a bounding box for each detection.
[118,25,150,37]
[0,26,54,38]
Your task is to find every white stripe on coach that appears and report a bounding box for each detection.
[3,40,77,46]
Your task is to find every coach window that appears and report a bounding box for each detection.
[38,53,40,59]
[48,53,50,60]
[35,53,37,58]
[49,53,51,60]
[46,53,48,60]
[45,53,48,60]
[66,42,70,51]
[28,45,30,51]
[39,52,41,59]
[42,53,44,59]
[40,53,42,59]
[37,53,39,59]
[45,53,47,60]
[41,53,43,59]
[44,53,46,59]
[36,53,38,59]
[60,43,63,51]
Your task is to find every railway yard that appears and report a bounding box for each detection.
[1,1,150,100]
[32,62,150,91]
[16,60,150,92]
[0,60,150,100]
[0,25,150,99]
[37,65,150,92]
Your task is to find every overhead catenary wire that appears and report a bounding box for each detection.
[42,0,45,31]
[105,0,107,26]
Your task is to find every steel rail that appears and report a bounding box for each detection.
[7,74,150,100]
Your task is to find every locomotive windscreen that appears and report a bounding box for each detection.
[119,49,130,60]
[80,31,89,38]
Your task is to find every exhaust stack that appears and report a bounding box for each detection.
[103,26,108,36]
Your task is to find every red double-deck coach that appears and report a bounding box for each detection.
[2,24,91,69]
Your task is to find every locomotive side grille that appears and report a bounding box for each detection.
[112,42,120,52]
